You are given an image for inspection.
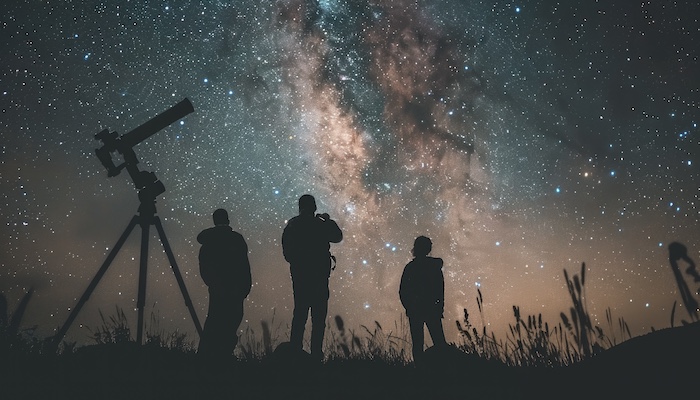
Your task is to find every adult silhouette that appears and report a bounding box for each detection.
[197,208,252,357]
[282,194,343,361]
[399,236,448,364]
[668,241,699,322]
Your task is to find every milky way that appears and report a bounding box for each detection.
[2,0,700,346]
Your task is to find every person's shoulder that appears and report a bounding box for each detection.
[198,227,214,237]
[285,215,302,226]
[428,256,444,268]
[197,227,217,243]
[199,226,238,244]
[286,214,318,229]
[230,229,246,242]
[411,256,443,269]
[404,259,419,271]
[217,226,244,238]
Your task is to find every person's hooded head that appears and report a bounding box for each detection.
[412,236,432,258]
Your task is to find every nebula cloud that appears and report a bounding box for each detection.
[271,0,504,325]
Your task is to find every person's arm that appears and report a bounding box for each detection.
[438,267,445,316]
[281,223,294,263]
[199,246,213,287]
[399,264,413,312]
[429,258,445,316]
[241,237,252,297]
[197,226,215,244]
[320,214,343,243]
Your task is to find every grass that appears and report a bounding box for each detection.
[455,263,632,367]
[1,262,696,399]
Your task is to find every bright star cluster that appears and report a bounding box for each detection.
[2,0,700,345]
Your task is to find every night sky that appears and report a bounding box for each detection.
[2,0,700,347]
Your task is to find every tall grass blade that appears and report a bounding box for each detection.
[8,288,34,336]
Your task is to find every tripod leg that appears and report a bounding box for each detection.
[51,215,139,352]
[136,220,150,345]
[154,217,203,336]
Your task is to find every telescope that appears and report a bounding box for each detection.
[94,98,194,207]
[51,98,202,351]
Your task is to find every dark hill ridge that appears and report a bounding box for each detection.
[584,320,700,369]
[400,322,700,399]
[3,322,699,400]
[560,321,700,398]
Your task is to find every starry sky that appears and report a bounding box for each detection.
[2,0,700,347]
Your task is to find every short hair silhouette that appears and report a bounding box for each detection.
[413,236,432,257]
[213,208,229,226]
[197,207,251,358]
[298,194,317,214]
[282,194,343,361]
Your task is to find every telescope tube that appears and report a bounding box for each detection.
[120,98,194,148]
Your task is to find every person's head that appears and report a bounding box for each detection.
[298,194,317,215]
[212,208,230,226]
[412,236,432,257]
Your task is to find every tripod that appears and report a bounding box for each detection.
[52,200,203,349]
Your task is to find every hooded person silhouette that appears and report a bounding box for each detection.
[399,236,448,364]
[197,208,252,358]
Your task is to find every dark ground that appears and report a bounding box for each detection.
[3,322,698,400]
